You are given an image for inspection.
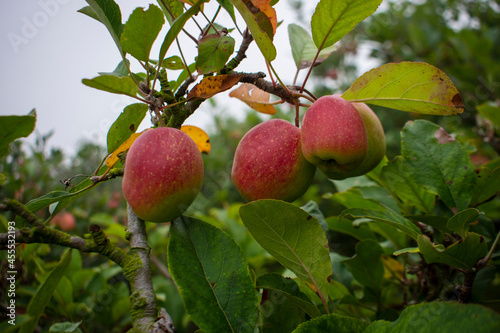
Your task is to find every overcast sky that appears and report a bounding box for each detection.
[0,0,366,157]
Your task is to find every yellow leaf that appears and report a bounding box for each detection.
[187,74,243,100]
[382,256,404,280]
[105,132,142,168]
[181,125,211,154]
[229,83,277,115]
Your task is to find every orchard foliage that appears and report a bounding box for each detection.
[1,0,500,332]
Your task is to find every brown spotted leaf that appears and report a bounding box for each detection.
[342,62,464,115]
[229,83,278,115]
[187,74,243,100]
[250,0,277,35]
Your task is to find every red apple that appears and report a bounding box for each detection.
[122,127,204,222]
[51,211,76,231]
[301,95,368,179]
[231,119,315,202]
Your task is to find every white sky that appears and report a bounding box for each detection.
[0,0,373,157]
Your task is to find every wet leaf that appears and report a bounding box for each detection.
[229,83,277,114]
[342,62,464,115]
[181,125,211,154]
[187,74,243,100]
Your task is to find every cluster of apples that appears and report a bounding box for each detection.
[232,95,386,202]
[121,95,385,223]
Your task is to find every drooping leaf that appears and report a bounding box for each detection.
[257,273,322,318]
[229,83,277,115]
[180,125,211,154]
[106,103,148,153]
[447,208,481,239]
[342,62,464,115]
[158,0,209,65]
[196,33,235,74]
[80,0,123,55]
[82,75,139,97]
[20,250,72,333]
[250,0,278,34]
[380,156,435,214]
[293,313,368,333]
[339,208,421,240]
[470,166,500,206]
[288,24,336,70]
[187,74,243,100]
[121,4,164,62]
[311,0,382,50]
[0,109,36,159]
[417,233,488,270]
[229,0,277,61]
[364,302,500,333]
[342,240,384,293]
[25,191,76,214]
[168,216,259,332]
[401,120,477,211]
[239,200,332,298]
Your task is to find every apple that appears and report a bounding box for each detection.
[122,127,204,222]
[231,119,315,202]
[300,95,385,180]
[51,211,76,231]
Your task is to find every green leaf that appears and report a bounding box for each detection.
[393,247,420,256]
[447,208,481,239]
[81,0,123,55]
[301,200,328,234]
[20,250,72,333]
[216,0,236,23]
[161,55,185,70]
[121,5,164,62]
[342,62,464,115]
[381,156,435,214]
[158,0,209,65]
[326,188,385,210]
[168,216,259,332]
[470,166,500,206]
[0,174,6,186]
[339,208,421,240]
[293,313,368,333]
[417,233,488,270]
[257,273,322,318]
[98,59,131,77]
[25,191,75,213]
[82,75,139,97]
[365,302,500,333]
[326,216,378,241]
[0,110,36,159]
[477,101,500,129]
[196,34,235,74]
[106,103,148,153]
[156,0,184,25]
[311,0,382,50]
[239,200,332,298]
[342,240,384,293]
[288,24,335,70]
[229,0,277,61]
[401,120,476,211]
[49,321,82,333]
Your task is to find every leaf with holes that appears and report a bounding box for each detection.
[342,62,464,115]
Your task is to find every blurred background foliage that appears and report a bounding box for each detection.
[1,0,499,332]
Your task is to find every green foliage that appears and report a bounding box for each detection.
[1,0,500,332]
